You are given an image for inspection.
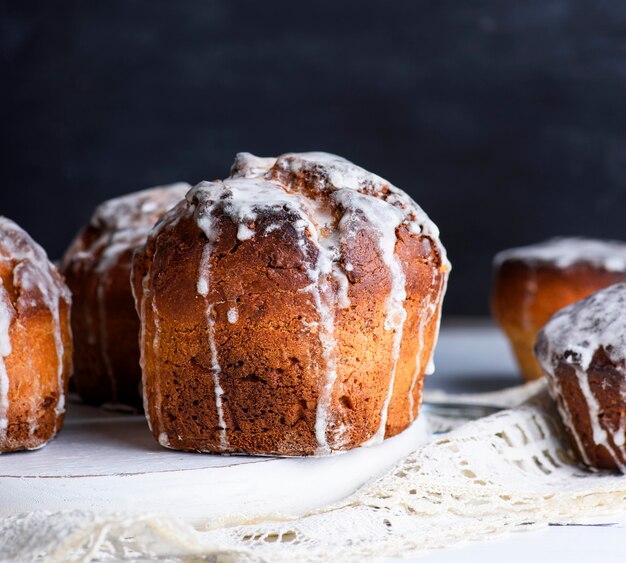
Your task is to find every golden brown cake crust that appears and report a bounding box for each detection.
[133,152,449,456]
[0,217,72,453]
[61,184,189,408]
[492,243,626,382]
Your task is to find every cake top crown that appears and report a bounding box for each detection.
[536,282,626,371]
[495,237,626,272]
[91,183,190,233]
[0,216,71,304]
[63,183,190,274]
[190,151,449,268]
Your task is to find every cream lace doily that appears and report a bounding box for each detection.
[2,382,625,562]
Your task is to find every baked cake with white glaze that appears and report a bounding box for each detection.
[535,282,626,472]
[0,217,72,452]
[132,152,450,455]
[492,237,626,381]
[61,183,190,408]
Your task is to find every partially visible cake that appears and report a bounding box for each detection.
[61,184,190,409]
[492,238,626,381]
[132,152,450,456]
[0,217,72,452]
[535,282,626,472]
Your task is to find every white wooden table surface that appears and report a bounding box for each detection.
[1,319,625,561]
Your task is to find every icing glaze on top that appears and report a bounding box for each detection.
[174,152,449,453]
[495,237,626,272]
[230,152,276,179]
[90,183,191,234]
[63,183,189,402]
[537,283,626,371]
[0,217,72,449]
[269,152,449,266]
[536,282,626,472]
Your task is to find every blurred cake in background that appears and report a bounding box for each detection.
[492,237,626,381]
[61,183,189,409]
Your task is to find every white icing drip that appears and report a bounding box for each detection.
[230,152,277,179]
[425,271,449,376]
[196,249,210,296]
[536,283,626,471]
[306,244,339,455]
[334,192,407,447]
[0,282,13,447]
[264,223,281,235]
[158,432,170,447]
[495,237,626,272]
[227,307,239,324]
[0,217,71,432]
[197,244,228,451]
[332,268,351,309]
[278,213,339,454]
[542,369,592,466]
[408,269,443,421]
[237,224,255,241]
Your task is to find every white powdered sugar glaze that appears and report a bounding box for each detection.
[408,269,445,421]
[0,217,72,441]
[335,191,407,447]
[272,152,449,268]
[197,246,228,451]
[495,237,626,272]
[424,270,449,376]
[185,152,449,453]
[158,432,170,447]
[536,282,626,472]
[230,152,277,179]
[66,184,189,402]
[0,282,13,446]
[227,307,239,324]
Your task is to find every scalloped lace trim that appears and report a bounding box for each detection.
[2,383,625,562]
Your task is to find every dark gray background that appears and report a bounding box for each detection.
[2,1,626,315]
